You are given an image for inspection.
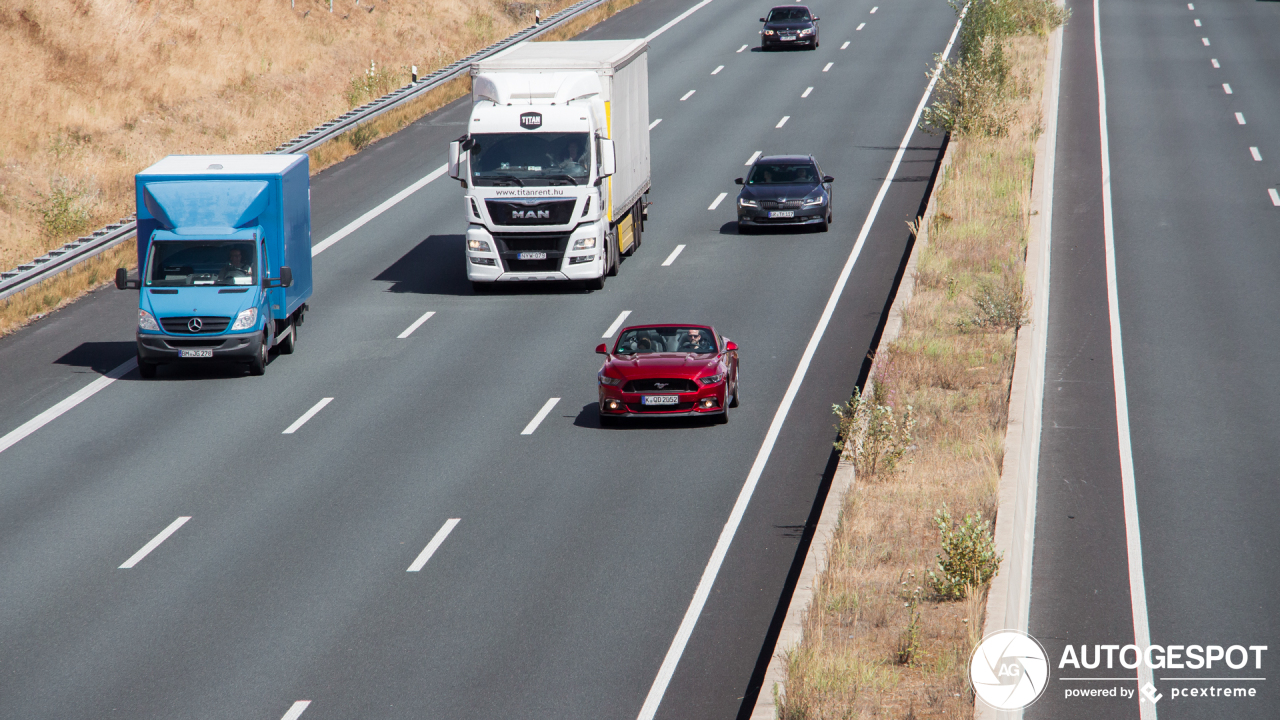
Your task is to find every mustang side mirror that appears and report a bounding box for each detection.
[725,340,739,352]
[823,175,835,183]
[115,268,139,290]
[595,343,608,354]
[734,177,744,185]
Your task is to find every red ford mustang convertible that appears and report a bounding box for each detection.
[595,324,739,426]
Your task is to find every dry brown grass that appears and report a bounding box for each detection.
[778,33,1050,720]
[0,0,640,336]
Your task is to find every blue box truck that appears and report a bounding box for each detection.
[116,155,312,378]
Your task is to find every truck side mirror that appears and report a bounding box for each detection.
[115,268,139,290]
[599,139,616,178]
[280,266,293,288]
[595,343,608,354]
[448,141,460,180]
[734,177,744,185]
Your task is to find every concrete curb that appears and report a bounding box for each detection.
[975,17,1065,720]
[748,142,956,720]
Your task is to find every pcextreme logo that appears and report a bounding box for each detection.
[970,630,1050,710]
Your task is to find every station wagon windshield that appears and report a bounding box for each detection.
[145,241,258,287]
[470,132,592,186]
[747,163,820,185]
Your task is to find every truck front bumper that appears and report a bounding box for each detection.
[137,329,264,364]
[466,224,605,282]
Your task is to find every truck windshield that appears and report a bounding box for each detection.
[145,241,258,287]
[470,132,591,186]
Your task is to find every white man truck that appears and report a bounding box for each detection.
[450,39,651,291]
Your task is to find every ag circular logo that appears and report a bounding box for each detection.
[970,630,1050,710]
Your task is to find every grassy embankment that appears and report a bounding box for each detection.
[777,0,1066,717]
[0,0,640,336]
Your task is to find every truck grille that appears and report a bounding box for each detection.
[493,233,570,273]
[486,199,577,226]
[160,316,231,334]
[624,378,699,393]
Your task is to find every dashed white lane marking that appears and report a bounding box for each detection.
[1211,58,1220,68]
[822,62,834,71]
[1194,18,1201,26]
[737,44,748,52]
[776,116,790,128]
[856,22,866,30]
[0,357,136,456]
[841,40,850,48]
[1236,112,1247,124]
[521,398,561,435]
[1202,37,1210,45]
[661,245,686,266]
[745,150,762,166]
[1251,147,1262,161]
[283,398,333,434]
[649,118,663,130]
[603,310,632,338]
[119,517,191,569]
[709,192,728,210]
[1270,189,1280,207]
[870,5,878,12]
[279,701,311,720]
[407,519,460,572]
[645,0,716,41]
[313,165,447,257]
[1222,83,1232,94]
[680,90,695,101]
[802,86,813,98]
[397,311,435,339]
[711,65,724,75]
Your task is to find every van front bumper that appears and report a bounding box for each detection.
[137,329,264,363]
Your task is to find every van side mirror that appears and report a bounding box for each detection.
[595,343,608,354]
[725,340,738,351]
[734,177,744,185]
[115,268,139,290]
[280,266,293,288]
[599,139,616,178]
[823,175,835,183]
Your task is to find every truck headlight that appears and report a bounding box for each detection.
[572,235,598,250]
[138,309,160,331]
[698,373,725,385]
[599,374,624,386]
[230,307,258,331]
[738,198,758,208]
[803,194,825,207]
[468,238,492,253]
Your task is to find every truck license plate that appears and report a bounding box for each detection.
[768,210,795,218]
[517,251,548,260]
[178,349,213,358]
[642,395,679,406]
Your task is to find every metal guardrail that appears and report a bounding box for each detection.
[0,0,612,301]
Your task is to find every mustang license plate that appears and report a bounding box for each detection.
[517,251,548,260]
[642,395,679,406]
[768,210,795,218]
[178,349,213,358]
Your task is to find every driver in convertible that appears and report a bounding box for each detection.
[679,328,715,353]
[219,247,252,281]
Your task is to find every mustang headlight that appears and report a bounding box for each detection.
[599,374,624,386]
[738,197,758,208]
[468,238,492,253]
[699,373,725,385]
[230,307,258,331]
[803,193,826,207]
[138,309,160,331]
[573,235,598,250]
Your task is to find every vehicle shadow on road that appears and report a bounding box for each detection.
[718,221,825,236]
[375,234,594,296]
[571,402,723,430]
[54,341,137,374]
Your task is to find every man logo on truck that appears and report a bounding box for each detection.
[511,209,551,220]
[519,112,543,129]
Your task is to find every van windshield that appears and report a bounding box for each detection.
[145,241,257,287]
[470,132,591,186]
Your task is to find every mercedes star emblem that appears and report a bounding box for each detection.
[187,318,203,332]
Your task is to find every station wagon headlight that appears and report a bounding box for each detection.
[803,193,825,206]
[738,197,758,208]
[138,309,160,331]
[573,235,597,250]
[468,238,492,253]
[230,307,258,331]
[599,374,624,386]
[699,373,725,385]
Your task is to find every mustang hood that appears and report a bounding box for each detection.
[606,353,719,378]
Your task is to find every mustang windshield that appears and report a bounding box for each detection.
[145,241,257,287]
[767,8,811,21]
[747,163,820,185]
[616,327,718,354]
[470,132,591,186]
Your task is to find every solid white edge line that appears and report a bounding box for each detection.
[280,701,311,720]
[1222,83,1232,94]
[282,397,334,434]
[397,310,436,339]
[711,65,724,75]
[119,516,191,569]
[634,8,969,719]
[312,164,447,257]
[661,245,685,266]
[407,518,461,572]
[708,192,728,210]
[645,0,716,42]
[0,357,137,456]
[649,118,663,130]
[1095,1,1157,716]
[1250,147,1261,161]
[603,310,633,338]
[521,397,561,435]
[1269,189,1280,206]
[775,116,789,128]
[1236,112,1246,124]
[745,150,762,166]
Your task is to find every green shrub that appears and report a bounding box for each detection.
[345,60,402,108]
[958,275,1028,331]
[32,179,92,240]
[833,390,916,477]
[928,504,1001,600]
[346,123,380,151]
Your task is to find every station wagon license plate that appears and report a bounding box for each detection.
[768,210,795,218]
[517,251,548,260]
[178,349,213,358]
[642,395,679,406]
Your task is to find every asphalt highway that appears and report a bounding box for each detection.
[0,0,959,717]
[1029,0,1280,717]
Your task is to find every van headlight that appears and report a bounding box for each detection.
[230,307,258,331]
[573,235,598,250]
[138,309,160,331]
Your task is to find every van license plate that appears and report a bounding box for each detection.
[768,210,795,218]
[178,349,213,358]
[642,395,679,406]
[518,251,548,260]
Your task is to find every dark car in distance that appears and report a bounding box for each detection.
[596,325,740,425]
[735,155,834,233]
[760,6,820,49]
